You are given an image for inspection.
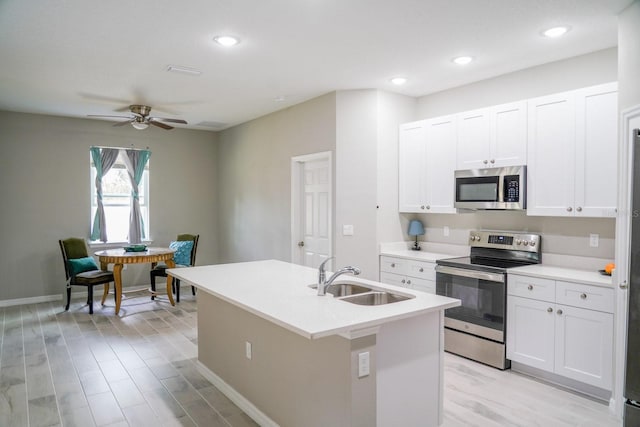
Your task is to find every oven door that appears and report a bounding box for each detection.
[435,265,506,342]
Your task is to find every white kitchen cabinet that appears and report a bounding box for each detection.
[398,120,427,212]
[527,82,618,217]
[507,274,613,390]
[379,255,436,294]
[456,101,527,170]
[398,117,456,213]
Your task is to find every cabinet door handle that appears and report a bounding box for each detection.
[580,293,587,299]
[577,207,582,212]
[426,205,431,210]
[490,159,495,164]
[557,309,563,315]
[419,267,424,272]
[391,263,396,268]
[547,307,553,313]
[567,207,573,212]
[421,205,425,210]
[401,279,406,284]
[483,159,488,164]
[406,280,412,285]
[527,284,533,291]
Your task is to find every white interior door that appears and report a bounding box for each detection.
[291,152,332,268]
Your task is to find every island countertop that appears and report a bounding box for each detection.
[168,259,460,339]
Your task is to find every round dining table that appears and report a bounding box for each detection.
[94,247,176,315]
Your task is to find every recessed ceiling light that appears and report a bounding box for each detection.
[390,77,408,85]
[542,26,570,38]
[213,35,240,47]
[452,56,473,65]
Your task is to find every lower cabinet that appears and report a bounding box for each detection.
[507,275,613,390]
[379,255,436,294]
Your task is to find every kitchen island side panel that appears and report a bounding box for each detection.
[197,291,376,427]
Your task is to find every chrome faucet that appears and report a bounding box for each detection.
[317,257,361,296]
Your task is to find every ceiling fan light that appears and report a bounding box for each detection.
[131,121,149,130]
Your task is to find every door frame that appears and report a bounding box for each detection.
[290,151,333,266]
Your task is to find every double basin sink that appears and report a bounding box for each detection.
[318,282,414,306]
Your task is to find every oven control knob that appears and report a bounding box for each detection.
[529,241,536,247]
[515,239,522,245]
[474,235,481,241]
[523,241,529,246]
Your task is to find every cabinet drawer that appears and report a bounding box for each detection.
[380,272,408,288]
[410,277,436,294]
[407,260,436,281]
[380,256,408,275]
[508,275,555,302]
[556,281,614,313]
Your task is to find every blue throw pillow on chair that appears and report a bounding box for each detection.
[68,256,99,276]
[170,241,194,266]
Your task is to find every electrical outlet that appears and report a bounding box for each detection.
[358,351,370,378]
[590,234,599,248]
[245,341,252,360]
[343,225,354,236]
[444,226,450,237]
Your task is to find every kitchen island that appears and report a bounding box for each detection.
[169,260,460,427]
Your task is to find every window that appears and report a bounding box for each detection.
[90,150,150,243]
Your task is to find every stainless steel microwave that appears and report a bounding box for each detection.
[454,165,526,210]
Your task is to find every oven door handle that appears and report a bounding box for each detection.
[435,265,505,283]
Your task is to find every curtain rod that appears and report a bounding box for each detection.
[91,145,150,151]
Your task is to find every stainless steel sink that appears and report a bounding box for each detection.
[324,282,372,297]
[340,291,413,305]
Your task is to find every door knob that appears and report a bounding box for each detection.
[620,281,628,289]
[297,241,304,247]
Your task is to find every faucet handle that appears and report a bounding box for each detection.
[318,256,335,285]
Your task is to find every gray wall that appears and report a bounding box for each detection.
[619,1,640,111]
[411,48,619,260]
[0,111,218,301]
[215,93,336,264]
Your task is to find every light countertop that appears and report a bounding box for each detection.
[168,259,460,340]
[509,264,613,287]
[380,249,459,263]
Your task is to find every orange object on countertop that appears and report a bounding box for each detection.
[605,263,616,274]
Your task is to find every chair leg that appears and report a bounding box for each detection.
[192,286,196,296]
[101,283,110,305]
[65,287,71,311]
[175,278,180,303]
[88,286,94,315]
[150,272,156,300]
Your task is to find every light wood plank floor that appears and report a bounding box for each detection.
[0,290,622,426]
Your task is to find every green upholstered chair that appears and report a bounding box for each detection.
[59,238,114,314]
[150,234,199,302]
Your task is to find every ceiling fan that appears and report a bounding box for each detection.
[88,104,187,130]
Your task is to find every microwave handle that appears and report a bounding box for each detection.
[435,265,505,283]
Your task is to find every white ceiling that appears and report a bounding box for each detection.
[0,0,632,131]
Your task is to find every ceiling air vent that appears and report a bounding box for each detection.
[197,121,227,129]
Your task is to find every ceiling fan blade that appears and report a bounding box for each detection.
[113,119,134,127]
[149,120,173,130]
[87,114,133,119]
[149,117,187,124]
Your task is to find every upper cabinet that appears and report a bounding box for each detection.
[457,101,527,170]
[398,117,457,213]
[527,82,618,217]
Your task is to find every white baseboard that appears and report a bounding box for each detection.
[0,294,63,307]
[196,360,280,427]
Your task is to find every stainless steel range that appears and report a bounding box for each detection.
[435,230,541,369]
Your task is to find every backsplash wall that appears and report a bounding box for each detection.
[399,212,615,260]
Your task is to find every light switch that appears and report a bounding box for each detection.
[444,226,450,237]
[343,225,354,236]
[590,234,599,248]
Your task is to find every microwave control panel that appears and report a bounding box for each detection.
[503,175,520,202]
